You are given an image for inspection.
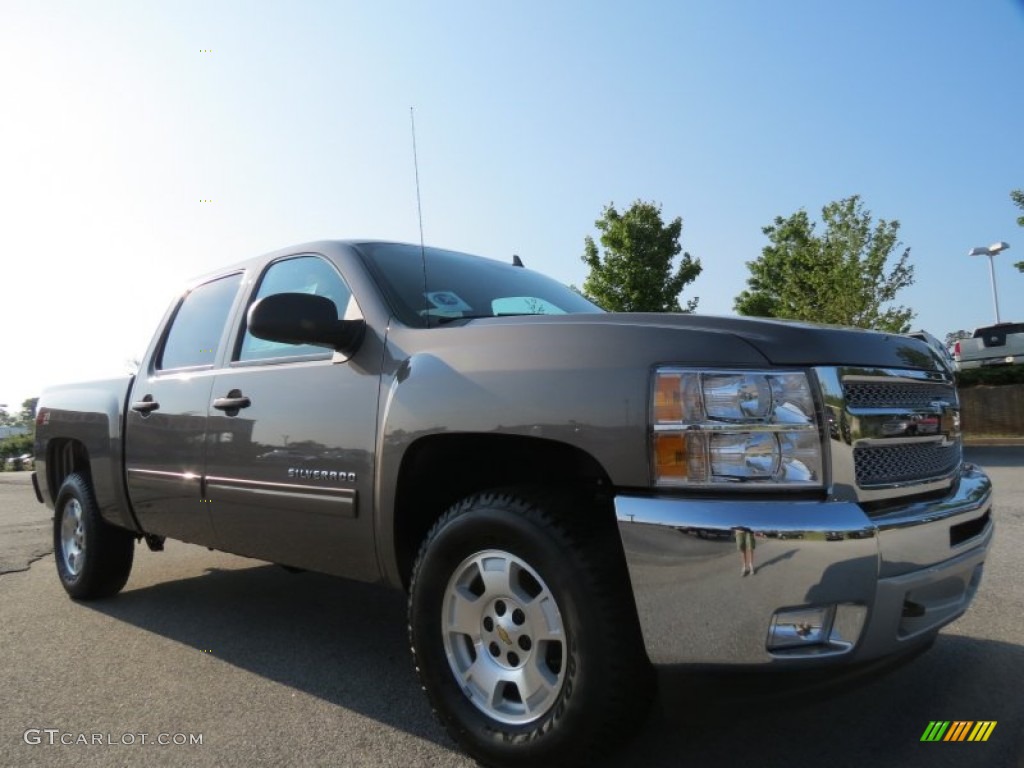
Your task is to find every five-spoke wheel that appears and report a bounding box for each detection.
[409,491,653,767]
[442,549,566,725]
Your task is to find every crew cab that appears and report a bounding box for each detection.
[33,241,993,767]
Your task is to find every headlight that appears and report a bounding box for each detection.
[652,369,823,487]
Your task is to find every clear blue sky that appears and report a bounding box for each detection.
[2,0,1022,409]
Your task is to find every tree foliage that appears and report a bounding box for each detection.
[20,397,38,424]
[734,195,915,333]
[945,330,970,349]
[581,200,701,312]
[0,398,38,427]
[0,433,32,459]
[1013,189,1024,273]
[0,398,39,468]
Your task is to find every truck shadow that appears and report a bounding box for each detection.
[84,555,1024,767]
[85,559,451,747]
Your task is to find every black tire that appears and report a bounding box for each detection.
[53,473,135,599]
[409,491,653,767]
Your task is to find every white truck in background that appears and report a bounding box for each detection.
[954,322,1024,370]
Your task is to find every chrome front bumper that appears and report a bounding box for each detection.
[616,465,992,665]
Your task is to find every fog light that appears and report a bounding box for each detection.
[767,606,835,650]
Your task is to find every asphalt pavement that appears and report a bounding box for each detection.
[1,449,1022,767]
[0,473,50,575]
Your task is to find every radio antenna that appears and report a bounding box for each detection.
[410,107,430,326]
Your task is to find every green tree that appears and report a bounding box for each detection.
[1012,189,1024,272]
[581,200,701,312]
[945,330,970,349]
[0,433,32,458]
[20,397,38,425]
[734,195,915,332]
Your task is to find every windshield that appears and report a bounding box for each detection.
[355,242,603,328]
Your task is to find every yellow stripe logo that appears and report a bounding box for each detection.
[920,721,996,742]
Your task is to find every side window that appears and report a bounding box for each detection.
[158,273,242,371]
[238,255,355,362]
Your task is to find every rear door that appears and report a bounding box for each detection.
[125,272,244,544]
[203,253,381,579]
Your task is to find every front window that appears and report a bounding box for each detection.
[237,254,357,362]
[355,243,602,328]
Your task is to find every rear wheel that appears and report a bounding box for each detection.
[53,473,135,599]
[409,491,653,767]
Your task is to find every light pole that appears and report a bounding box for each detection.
[968,241,1010,324]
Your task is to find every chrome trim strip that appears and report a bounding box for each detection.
[126,468,201,482]
[651,423,818,434]
[854,435,954,448]
[205,475,355,495]
[205,475,357,518]
[840,369,950,383]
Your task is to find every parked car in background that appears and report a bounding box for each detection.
[954,322,1024,370]
[4,453,34,471]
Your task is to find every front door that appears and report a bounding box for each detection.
[203,254,381,579]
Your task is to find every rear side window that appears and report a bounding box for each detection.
[159,273,242,370]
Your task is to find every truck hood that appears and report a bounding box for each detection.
[470,313,946,371]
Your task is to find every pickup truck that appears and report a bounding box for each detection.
[954,321,1024,370]
[33,240,993,767]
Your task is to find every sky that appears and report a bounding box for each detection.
[1,0,1023,410]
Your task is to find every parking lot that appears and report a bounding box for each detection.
[2,448,1022,767]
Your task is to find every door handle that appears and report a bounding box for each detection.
[131,397,160,413]
[213,392,251,411]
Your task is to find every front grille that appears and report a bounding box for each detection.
[853,442,960,487]
[843,381,955,410]
[817,366,963,504]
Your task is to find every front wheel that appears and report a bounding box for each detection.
[53,473,135,599]
[409,491,652,767]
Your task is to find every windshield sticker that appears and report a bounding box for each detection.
[425,291,472,313]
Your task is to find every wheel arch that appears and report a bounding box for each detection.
[46,438,93,502]
[390,433,620,590]
[45,438,140,533]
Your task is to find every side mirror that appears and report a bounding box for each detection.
[247,293,365,355]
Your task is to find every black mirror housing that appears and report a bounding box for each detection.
[247,293,365,355]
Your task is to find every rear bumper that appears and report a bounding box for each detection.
[957,354,1021,370]
[615,464,992,665]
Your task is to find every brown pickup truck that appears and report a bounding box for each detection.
[33,240,993,767]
